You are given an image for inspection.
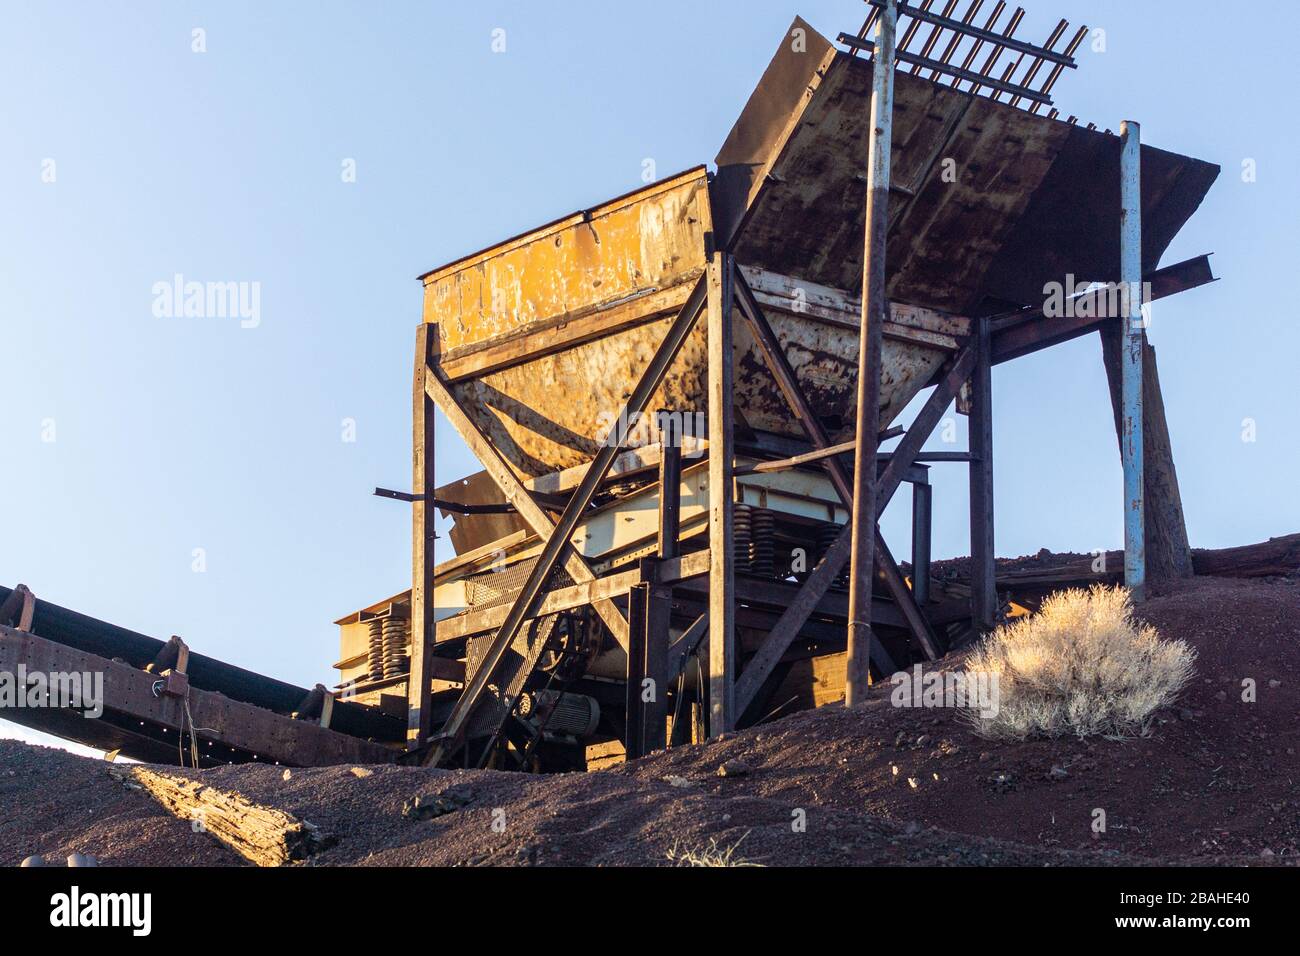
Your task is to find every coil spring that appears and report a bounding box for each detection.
[733,504,753,571]
[816,523,849,589]
[366,619,385,682]
[381,617,410,679]
[750,508,775,577]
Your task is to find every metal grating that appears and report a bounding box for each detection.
[838,0,1088,117]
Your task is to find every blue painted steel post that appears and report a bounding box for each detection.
[1120,120,1146,602]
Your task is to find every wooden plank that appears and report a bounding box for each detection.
[969,316,996,630]
[123,767,331,867]
[707,251,737,736]
[1100,328,1194,585]
[407,325,437,750]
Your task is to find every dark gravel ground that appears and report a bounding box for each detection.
[1,575,1293,867]
[622,576,1300,864]
[0,740,237,867]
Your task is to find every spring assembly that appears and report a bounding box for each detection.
[750,508,776,577]
[366,619,385,682]
[816,523,849,589]
[733,504,754,571]
[381,617,410,679]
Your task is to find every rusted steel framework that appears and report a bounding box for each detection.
[383,10,1219,771]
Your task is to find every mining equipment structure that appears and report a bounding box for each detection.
[338,5,1219,772]
[0,2,1219,772]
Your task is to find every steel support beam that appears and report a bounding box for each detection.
[407,325,437,750]
[846,0,896,708]
[642,582,672,753]
[706,251,737,736]
[422,368,630,650]
[657,414,683,560]
[1120,119,1146,602]
[969,315,996,630]
[426,276,708,764]
[911,476,932,607]
[1099,329,1194,585]
[624,583,649,760]
[734,344,976,717]
[734,261,940,675]
[990,255,1215,366]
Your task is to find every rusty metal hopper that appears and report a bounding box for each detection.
[420,17,1217,479]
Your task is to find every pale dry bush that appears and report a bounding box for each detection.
[961,585,1196,740]
[666,832,763,867]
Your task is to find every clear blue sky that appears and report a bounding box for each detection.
[2,0,1295,735]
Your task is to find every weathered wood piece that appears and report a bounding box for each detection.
[123,767,331,867]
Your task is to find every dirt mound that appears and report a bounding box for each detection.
[623,576,1300,863]
[1,575,1293,867]
[165,759,1122,867]
[0,741,236,867]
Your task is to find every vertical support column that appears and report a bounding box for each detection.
[642,582,672,754]
[657,412,683,560]
[706,250,736,736]
[1120,119,1146,603]
[911,473,932,607]
[846,0,896,707]
[644,411,680,754]
[969,316,996,631]
[624,583,649,760]
[407,325,437,750]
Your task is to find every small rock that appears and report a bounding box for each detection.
[907,777,919,789]
[19,855,44,868]
[893,731,907,748]
[978,752,991,762]
[67,852,98,868]
[350,767,374,779]
[1049,766,1069,780]
[1268,679,1282,689]
[915,734,931,748]
[1215,691,1227,702]
[1260,848,1275,859]
[1179,708,1195,722]
[664,775,691,788]
[282,769,292,781]
[890,765,900,777]
[403,786,473,821]
[717,759,751,778]
[903,821,922,836]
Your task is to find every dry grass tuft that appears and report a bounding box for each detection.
[666,832,763,867]
[962,585,1196,740]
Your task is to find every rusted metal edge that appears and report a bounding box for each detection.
[415,165,709,283]
[0,623,397,767]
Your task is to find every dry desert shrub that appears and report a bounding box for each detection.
[961,585,1196,740]
[666,832,763,867]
